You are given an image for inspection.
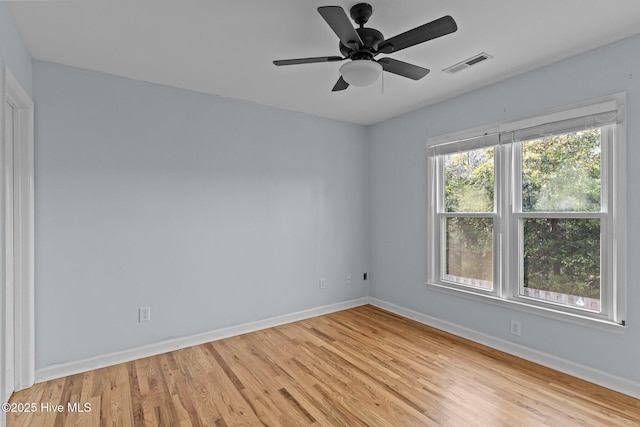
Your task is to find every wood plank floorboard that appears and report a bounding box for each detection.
[7,305,640,426]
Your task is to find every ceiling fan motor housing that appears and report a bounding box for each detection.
[339,27,384,58]
[337,3,384,59]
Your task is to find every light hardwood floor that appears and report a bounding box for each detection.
[7,305,640,426]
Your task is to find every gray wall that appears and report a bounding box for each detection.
[0,1,32,405]
[0,2,32,95]
[369,33,640,382]
[33,61,369,369]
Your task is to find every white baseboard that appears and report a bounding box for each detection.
[36,297,369,384]
[368,297,640,399]
[34,296,640,400]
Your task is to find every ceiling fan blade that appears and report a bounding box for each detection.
[332,76,349,92]
[379,15,457,54]
[378,58,430,80]
[318,6,363,50]
[273,56,344,66]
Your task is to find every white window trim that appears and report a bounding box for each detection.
[426,93,627,333]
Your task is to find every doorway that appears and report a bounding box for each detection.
[1,64,34,404]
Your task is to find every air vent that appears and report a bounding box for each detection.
[443,52,493,74]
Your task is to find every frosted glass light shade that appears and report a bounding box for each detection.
[339,60,382,87]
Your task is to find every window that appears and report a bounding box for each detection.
[442,147,495,291]
[426,95,626,326]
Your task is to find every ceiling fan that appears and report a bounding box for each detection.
[273,3,457,91]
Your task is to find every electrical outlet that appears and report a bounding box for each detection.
[139,306,151,322]
[319,278,326,289]
[510,320,521,336]
[346,274,351,284]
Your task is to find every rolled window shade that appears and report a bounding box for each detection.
[499,110,617,144]
[428,98,620,157]
[430,133,499,156]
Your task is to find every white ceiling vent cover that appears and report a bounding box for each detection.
[443,52,493,74]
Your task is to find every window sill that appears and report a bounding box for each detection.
[425,281,628,334]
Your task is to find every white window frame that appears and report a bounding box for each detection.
[426,94,627,331]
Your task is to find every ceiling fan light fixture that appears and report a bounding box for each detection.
[339,60,382,87]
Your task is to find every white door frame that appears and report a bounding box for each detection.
[1,64,34,404]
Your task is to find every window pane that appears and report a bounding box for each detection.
[444,147,494,212]
[522,218,600,311]
[522,128,601,212]
[445,217,493,290]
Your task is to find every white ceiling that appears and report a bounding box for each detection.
[8,0,640,125]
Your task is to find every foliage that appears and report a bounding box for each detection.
[522,130,600,212]
[446,217,493,283]
[523,219,600,298]
[444,148,495,285]
[521,129,601,298]
[445,148,494,212]
[443,129,601,299]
